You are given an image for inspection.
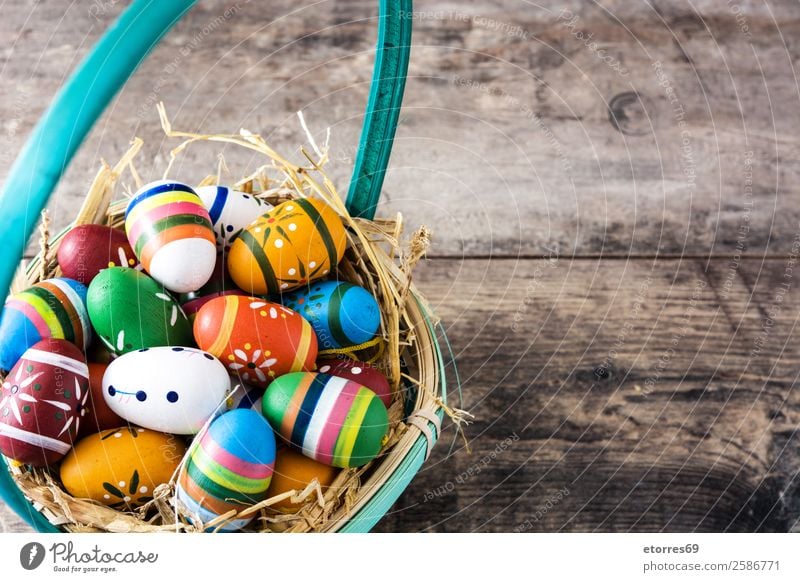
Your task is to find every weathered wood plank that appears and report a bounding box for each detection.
[0,501,30,533]
[374,256,800,532]
[3,0,800,256]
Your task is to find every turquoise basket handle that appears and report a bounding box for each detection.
[0,0,412,532]
[346,0,413,219]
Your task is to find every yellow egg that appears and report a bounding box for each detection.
[227,198,346,295]
[60,427,186,509]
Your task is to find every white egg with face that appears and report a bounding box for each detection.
[102,347,229,434]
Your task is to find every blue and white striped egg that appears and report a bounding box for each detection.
[281,281,381,350]
[195,186,273,251]
[226,384,264,413]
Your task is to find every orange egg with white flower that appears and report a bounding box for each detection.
[193,295,318,389]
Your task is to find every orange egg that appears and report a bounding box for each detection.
[60,427,186,509]
[267,447,339,512]
[79,362,126,437]
[227,198,346,295]
[193,296,317,389]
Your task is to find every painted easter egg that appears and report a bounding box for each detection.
[283,281,381,350]
[193,296,318,389]
[267,446,339,512]
[85,336,115,365]
[56,224,140,285]
[87,267,192,355]
[103,347,230,435]
[125,180,217,293]
[226,384,265,412]
[227,198,347,295]
[0,278,90,372]
[60,426,186,509]
[176,408,276,532]
[262,372,389,468]
[195,185,273,251]
[0,339,89,466]
[79,362,126,437]
[317,359,392,407]
[179,254,247,320]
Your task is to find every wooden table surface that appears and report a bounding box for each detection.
[2,0,800,532]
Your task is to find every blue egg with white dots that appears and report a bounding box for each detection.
[281,281,381,350]
[102,346,229,434]
[195,185,273,251]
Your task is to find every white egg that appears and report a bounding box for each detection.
[195,185,273,250]
[102,346,229,434]
[147,237,217,294]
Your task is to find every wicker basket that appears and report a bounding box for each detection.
[0,0,457,533]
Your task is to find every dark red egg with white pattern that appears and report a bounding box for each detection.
[316,359,392,407]
[0,338,90,466]
[57,224,140,285]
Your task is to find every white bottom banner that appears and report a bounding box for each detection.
[0,533,796,581]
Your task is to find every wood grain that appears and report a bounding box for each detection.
[374,257,800,532]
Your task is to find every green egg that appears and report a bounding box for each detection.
[87,267,192,355]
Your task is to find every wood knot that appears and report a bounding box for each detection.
[608,91,652,136]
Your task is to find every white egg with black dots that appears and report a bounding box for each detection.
[102,346,230,434]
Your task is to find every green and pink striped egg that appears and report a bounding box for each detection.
[262,372,388,468]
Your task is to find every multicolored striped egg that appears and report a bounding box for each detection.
[282,281,381,350]
[227,198,347,295]
[176,409,276,531]
[195,185,272,251]
[317,359,392,407]
[0,339,89,466]
[179,254,247,320]
[56,224,140,285]
[262,372,389,468]
[193,296,318,389]
[125,180,217,293]
[87,267,192,356]
[0,278,90,372]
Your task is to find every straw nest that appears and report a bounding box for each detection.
[1,106,459,532]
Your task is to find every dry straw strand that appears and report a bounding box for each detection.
[37,210,51,282]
